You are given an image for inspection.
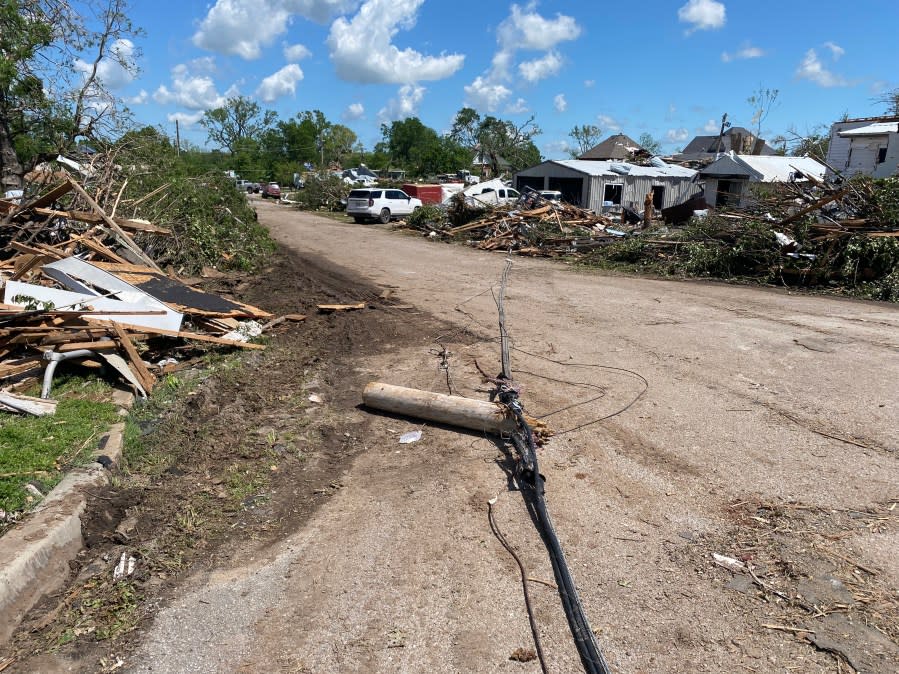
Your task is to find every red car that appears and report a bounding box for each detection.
[261,182,281,199]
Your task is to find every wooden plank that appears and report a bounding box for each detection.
[317,303,366,312]
[74,235,129,263]
[57,340,118,352]
[4,181,72,222]
[111,323,156,392]
[84,318,266,349]
[0,392,57,416]
[29,208,172,235]
[66,179,163,272]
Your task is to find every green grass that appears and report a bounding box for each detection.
[0,376,119,513]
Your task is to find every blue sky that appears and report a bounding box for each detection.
[101,0,899,157]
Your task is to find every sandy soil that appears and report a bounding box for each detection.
[8,201,897,673]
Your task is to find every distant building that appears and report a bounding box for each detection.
[515,159,698,213]
[824,115,899,179]
[578,134,649,161]
[698,153,826,207]
[671,127,776,163]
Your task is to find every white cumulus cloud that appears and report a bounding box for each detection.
[328,0,464,84]
[465,3,580,112]
[194,0,358,59]
[256,64,304,102]
[553,93,567,112]
[666,127,689,142]
[505,98,529,115]
[193,0,290,59]
[378,84,425,123]
[497,3,581,52]
[343,102,365,121]
[74,38,137,90]
[796,48,848,87]
[701,118,719,133]
[823,41,845,60]
[721,43,765,62]
[678,0,726,34]
[464,76,512,112]
[124,89,149,105]
[518,51,563,83]
[167,111,205,127]
[584,79,595,88]
[597,114,621,133]
[153,63,232,110]
[283,43,312,61]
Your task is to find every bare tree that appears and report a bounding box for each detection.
[567,124,602,157]
[747,85,779,142]
[872,88,899,116]
[0,0,142,190]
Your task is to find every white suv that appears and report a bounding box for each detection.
[347,188,422,224]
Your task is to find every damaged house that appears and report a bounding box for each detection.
[514,159,698,213]
[698,153,827,207]
[670,127,777,164]
[577,134,650,161]
[824,115,899,178]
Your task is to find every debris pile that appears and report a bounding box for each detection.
[0,177,277,406]
[405,195,629,257]
[590,175,899,300]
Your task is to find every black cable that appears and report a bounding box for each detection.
[494,264,612,674]
[487,498,548,674]
[503,395,612,674]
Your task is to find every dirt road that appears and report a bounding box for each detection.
[30,201,895,673]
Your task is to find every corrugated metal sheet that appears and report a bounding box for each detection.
[700,154,826,182]
[838,122,899,136]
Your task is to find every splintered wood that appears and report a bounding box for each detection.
[0,177,283,402]
[421,198,624,257]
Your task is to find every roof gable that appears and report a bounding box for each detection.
[578,134,648,160]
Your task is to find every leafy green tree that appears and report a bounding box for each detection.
[1,0,141,190]
[200,96,277,155]
[450,107,541,174]
[638,133,663,155]
[567,124,602,157]
[323,123,357,166]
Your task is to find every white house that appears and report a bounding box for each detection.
[514,159,698,213]
[698,153,827,207]
[824,115,899,179]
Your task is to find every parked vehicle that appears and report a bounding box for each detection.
[261,182,281,199]
[235,179,252,192]
[463,178,521,206]
[539,190,563,202]
[346,188,422,224]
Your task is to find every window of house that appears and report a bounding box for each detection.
[603,184,622,205]
[877,147,888,164]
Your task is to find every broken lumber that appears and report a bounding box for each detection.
[318,303,365,312]
[0,392,57,416]
[66,179,163,272]
[362,382,547,436]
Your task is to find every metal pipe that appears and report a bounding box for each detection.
[41,349,98,399]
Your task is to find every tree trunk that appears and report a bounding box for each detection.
[0,115,24,192]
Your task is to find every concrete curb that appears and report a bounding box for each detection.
[0,388,133,646]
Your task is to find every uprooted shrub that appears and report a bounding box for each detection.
[290,175,350,211]
[405,204,448,231]
[83,128,275,274]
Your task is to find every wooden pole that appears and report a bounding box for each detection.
[363,382,521,435]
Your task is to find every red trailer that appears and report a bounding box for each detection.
[402,184,443,204]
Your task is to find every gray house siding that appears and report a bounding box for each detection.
[825,118,899,179]
[514,160,698,213]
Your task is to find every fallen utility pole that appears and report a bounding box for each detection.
[364,382,523,435]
